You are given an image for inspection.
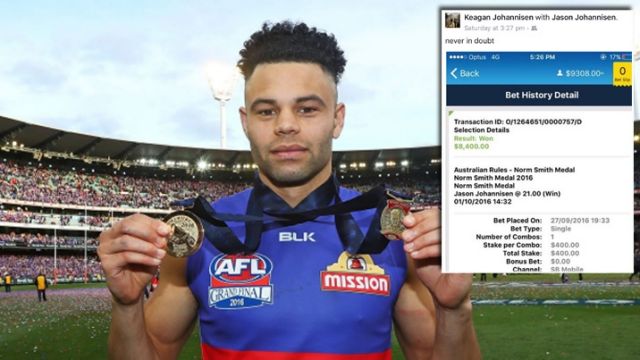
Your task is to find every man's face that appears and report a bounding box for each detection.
[240,62,345,187]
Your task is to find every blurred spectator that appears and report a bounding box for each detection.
[3,272,12,292]
[34,271,48,301]
[630,248,640,281]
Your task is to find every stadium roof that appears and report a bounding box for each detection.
[0,115,440,169]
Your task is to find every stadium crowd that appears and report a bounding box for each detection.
[0,210,111,228]
[0,233,98,247]
[0,161,249,209]
[0,255,103,282]
[343,177,441,206]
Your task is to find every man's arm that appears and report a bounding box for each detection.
[395,209,481,359]
[147,256,198,358]
[99,214,198,360]
[431,294,478,360]
[108,256,198,360]
[393,259,437,359]
[394,257,480,360]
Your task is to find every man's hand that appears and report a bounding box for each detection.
[400,209,472,309]
[97,214,170,306]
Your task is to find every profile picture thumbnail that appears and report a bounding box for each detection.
[445,13,460,28]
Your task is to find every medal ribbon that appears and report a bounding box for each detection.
[172,175,399,255]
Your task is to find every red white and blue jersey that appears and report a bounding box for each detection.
[187,185,408,359]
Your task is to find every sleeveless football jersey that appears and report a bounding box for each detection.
[187,183,408,360]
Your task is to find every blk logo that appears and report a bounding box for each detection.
[278,232,316,242]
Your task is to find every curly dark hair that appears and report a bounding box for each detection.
[238,21,346,84]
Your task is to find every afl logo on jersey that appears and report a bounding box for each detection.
[208,253,274,309]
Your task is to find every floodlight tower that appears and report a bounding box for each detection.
[206,62,240,149]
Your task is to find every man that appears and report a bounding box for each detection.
[35,271,47,301]
[3,272,11,293]
[98,21,480,359]
[630,248,640,281]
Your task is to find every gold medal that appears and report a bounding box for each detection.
[163,210,204,257]
[380,199,411,240]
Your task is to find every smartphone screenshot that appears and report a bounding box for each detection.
[441,9,634,273]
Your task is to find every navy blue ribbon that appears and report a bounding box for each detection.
[172,175,397,255]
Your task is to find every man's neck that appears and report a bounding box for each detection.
[258,168,333,208]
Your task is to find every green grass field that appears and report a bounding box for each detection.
[1,276,638,359]
[474,306,639,360]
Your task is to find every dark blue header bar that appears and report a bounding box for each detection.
[447,85,631,106]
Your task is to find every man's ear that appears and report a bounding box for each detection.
[332,103,345,139]
[239,107,248,136]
